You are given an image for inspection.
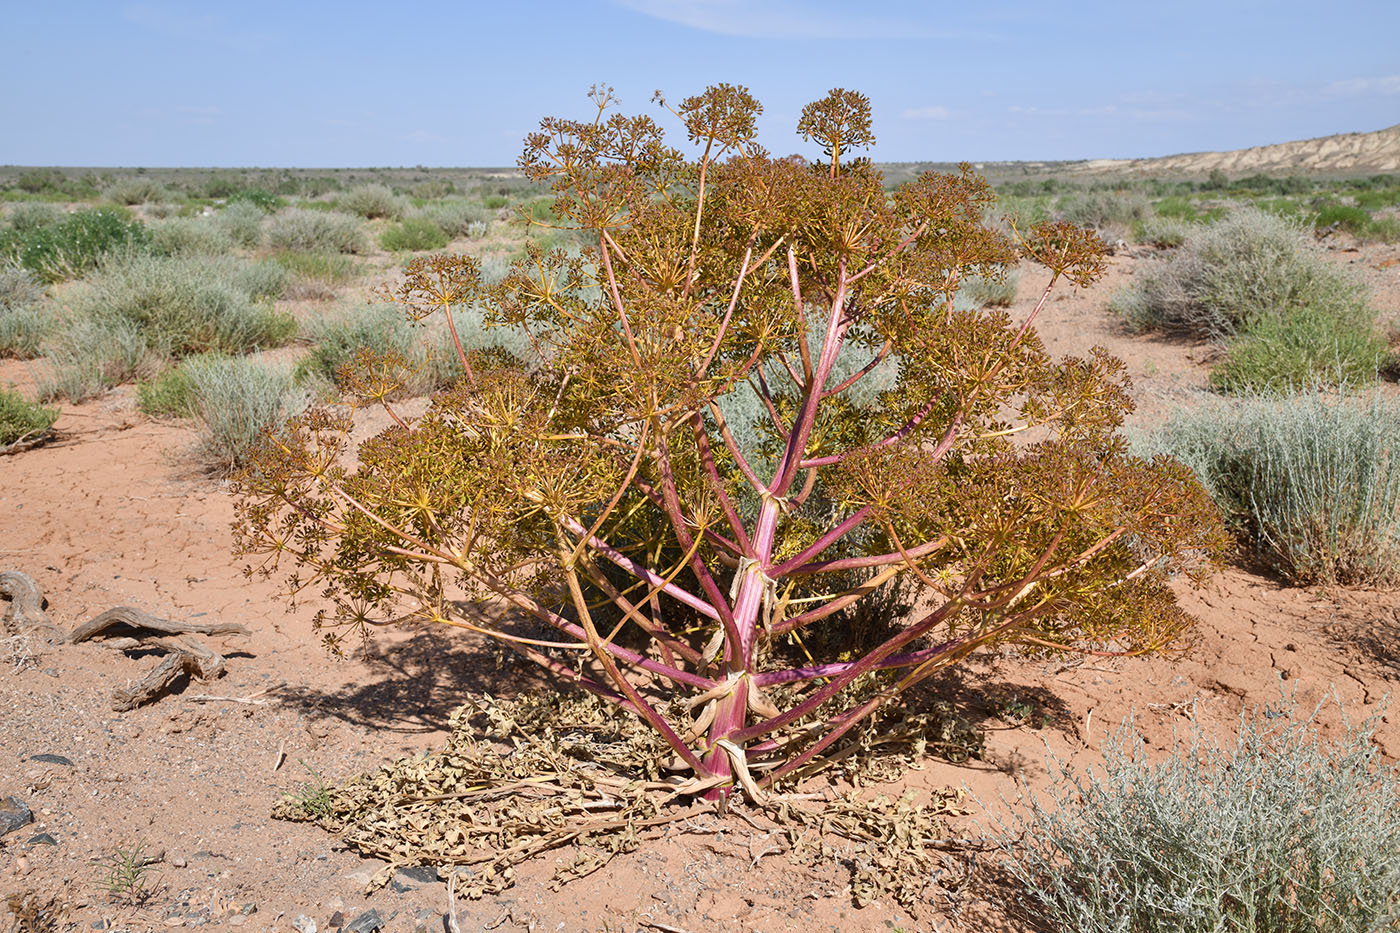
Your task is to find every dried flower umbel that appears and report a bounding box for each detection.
[235,85,1225,801]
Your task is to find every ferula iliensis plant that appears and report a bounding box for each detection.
[235,85,1225,800]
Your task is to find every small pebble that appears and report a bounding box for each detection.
[171,856,188,868]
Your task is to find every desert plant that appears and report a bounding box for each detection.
[379,216,449,252]
[0,387,58,448]
[297,302,525,396]
[273,249,357,285]
[0,208,149,282]
[265,208,368,254]
[94,844,158,906]
[1138,389,1400,585]
[70,253,292,358]
[0,262,44,308]
[226,188,284,212]
[136,360,201,417]
[3,203,61,233]
[149,217,235,257]
[40,316,153,401]
[102,177,167,205]
[956,269,1019,308]
[1210,306,1386,393]
[236,85,1224,800]
[1134,215,1195,249]
[1055,189,1149,232]
[995,691,1400,932]
[340,183,405,220]
[214,200,267,247]
[0,305,50,359]
[421,200,491,238]
[185,355,305,473]
[1117,208,1371,340]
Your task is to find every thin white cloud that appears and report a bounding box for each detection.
[612,0,993,40]
[903,106,953,120]
[1324,75,1400,97]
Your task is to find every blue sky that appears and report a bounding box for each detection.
[3,0,1397,167]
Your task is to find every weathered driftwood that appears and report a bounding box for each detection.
[2,571,249,708]
[68,606,250,643]
[69,606,249,711]
[0,571,66,645]
[111,652,212,712]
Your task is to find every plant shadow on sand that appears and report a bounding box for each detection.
[271,607,557,734]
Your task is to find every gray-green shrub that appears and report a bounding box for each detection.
[44,254,295,401]
[265,208,368,254]
[996,692,1400,933]
[1134,215,1195,249]
[339,183,405,220]
[4,203,61,233]
[419,201,490,239]
[299,302,530,397]
[40,316,153,401]
[0,306,50,359]
[214,200,266,248]
[0,262,45,308]
[149,217,236,257]
[103,177,168,205]
[182,355,306,473]
[1118,208,1370,340]
[1137,389,1400,585]
[1055,190,1149,231]
[956,269,1020,308]
[71,254,293,357]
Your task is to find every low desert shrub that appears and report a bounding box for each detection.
[1138,389,1400,585]
[996,692,1400,932]
[103,177,168,205]
[226,188,284,212]
[419,201,490,239]
[0,305,51,359]
[956,269,1019,308]
[149,217,235,257]
[137,360,201,417]
[379,216,449,252]
[4,203,61,233]
[1055,190,1149,232]
[0,208,150,282]
[273,249,357,286]
[265,208,368,254]
[72,254,293,356]
[481,194,509,210]
[0,262,44,308]
[0,387,58,447]
[184,355,305,473]
[1118,208,1369,340]
[1210,306,1386,393]
[215,200,267,248]
[339,183,405,220]
[44,254,295,400]
[1134,215,1194,249]
[298,302,526,396]
[40,316,153,401]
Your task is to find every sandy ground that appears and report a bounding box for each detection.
[2,238,1398,933]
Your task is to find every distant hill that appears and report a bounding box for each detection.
[1071,124,1400,177]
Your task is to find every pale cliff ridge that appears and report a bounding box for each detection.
[1072,123,1400,176]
